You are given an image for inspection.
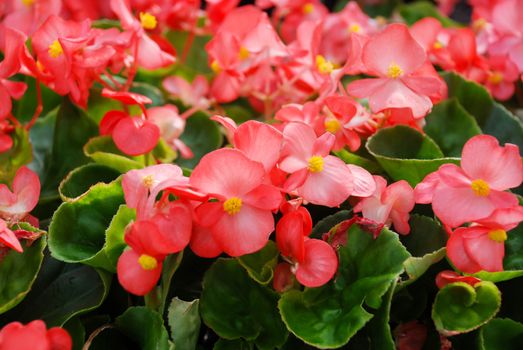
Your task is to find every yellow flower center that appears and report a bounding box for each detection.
[138,254,158,270]
[488,229,507,243]
[473,18,487,32]
[433,41,444,50]
[387,63,404,79]
[36,60,45,72]
[302,3,314,14]
[348,23,361,33]
[488,72,504,85]
[223,197,242,215]
[324,119,341,133]
[308,156,324,173]
[140,12,157,30]
[22,0,35,6]
[142,175,154,188]
[471,179,490,197]
[48,40,63,58]
[211,60,222,73]
[316,55,334,75]
[238,46,250,60]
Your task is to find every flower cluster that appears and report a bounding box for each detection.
[0,320,71,350]
[416,135,523,273]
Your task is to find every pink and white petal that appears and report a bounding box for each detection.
[389,210,411,235]
[437,163,471,187]
[3,80,27,100]
[463,229,504,272]
[362,23,426,76]
[235,121,283,172]
[488,190,519,210]
[347,164,375,197]
[432,186,495,227]
[312,132,335,157]
[346,78,387,99]
[189,223,223,258]
[461,135,523,190]
[117,249,162,296]
[279,122,316,173]
[0,220,23,252]
[243,184,282,211]
[137,35,176,70]
[295,238,338,288]
[383,180,415,212]
[298,156,353,207]
[476,205,523,231]
[151,202,192,254]
[190,148,265,198]
[414,171,441,203]
[401,75,443,98]
[0,85,13,119]
[194,202,224,227]
[283,169,309,193]
[212,204,274,257]
[211,115,237,145]
[446,228,482,273]
[10,166,40,215]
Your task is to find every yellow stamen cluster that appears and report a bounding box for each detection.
[142,175,154,189]
[211,60,222,73]
[386,63,403,79]
[22,0,35,7]
[488,229,507,243]
[140,12,157,30]
[324,119,341,133]
[488,72,504,85]
[138,254,158,270]
[433,41,444,50]
[48,40,63,58]
[348,23,361,33]
[238,46,250,60]
[316,55,334,75]
[471,179,490,197]
[223,197,242,216]
[308,156,324,173]
[302,3,314,14]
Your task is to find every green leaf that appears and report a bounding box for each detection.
[424,99,482,157]
[479,318,523,350]
[238,241,279,285]
[29,109,57,181]
[168,297,201,350]
[63,317,86,350]
[152,138,177,164]
[87,88,124,124]
[0,237,46,314]
[398,1,461,27]
[176,112,223,169]
[278,226,410,348]
[214,339,254,350]
[48,179,125,271]
[130,82,165,107]
[432,281,501,335]
[59,163,121,201]
[166,31,212,76]
[442,72,523,149]
[200,259,288,350]
[0,127,32,183]
[471,270,523,283]
[366,125,459,186]
[40,99,98,199]
[84,136,145,173]
[368,281,396,350]
[104,205,136,269]
[14,78,61,123]
[115,306,171,350]
[3,255,111,326]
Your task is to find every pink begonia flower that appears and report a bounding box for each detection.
[447,206,523,273]
[148,105,193,159]
[0,320,72,350]
[279,0,329,44]
[353,176,415,235]
[212,116,284,173]
[0,166,41,221]
[415,135,523,228]
[444,28,489,83]
[190,148,281,256]
[484,55,519,101]
[279,122,374,207]
[346,23,442,118]
[275,206,338,288]
[0,27,29,120]
[2,0,62,35]
[0,218,22,253]
[435,270,481,289]
[189,216,223,259]
[162,75,210,110]
[110,0,175,70]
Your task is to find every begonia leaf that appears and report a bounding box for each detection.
[0,235,45,314]
[200,259,288,350]
[238,241,279,285]
[366,125,459,186]
[167,297,201,350]
[115,306,172,350]
[278,225,410,348]
[432,281,501,335]
[48,179,125,271]
[58,163,121,202]
[479,318,523,350]
[84,136,145,173]
[0,127,32,183]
